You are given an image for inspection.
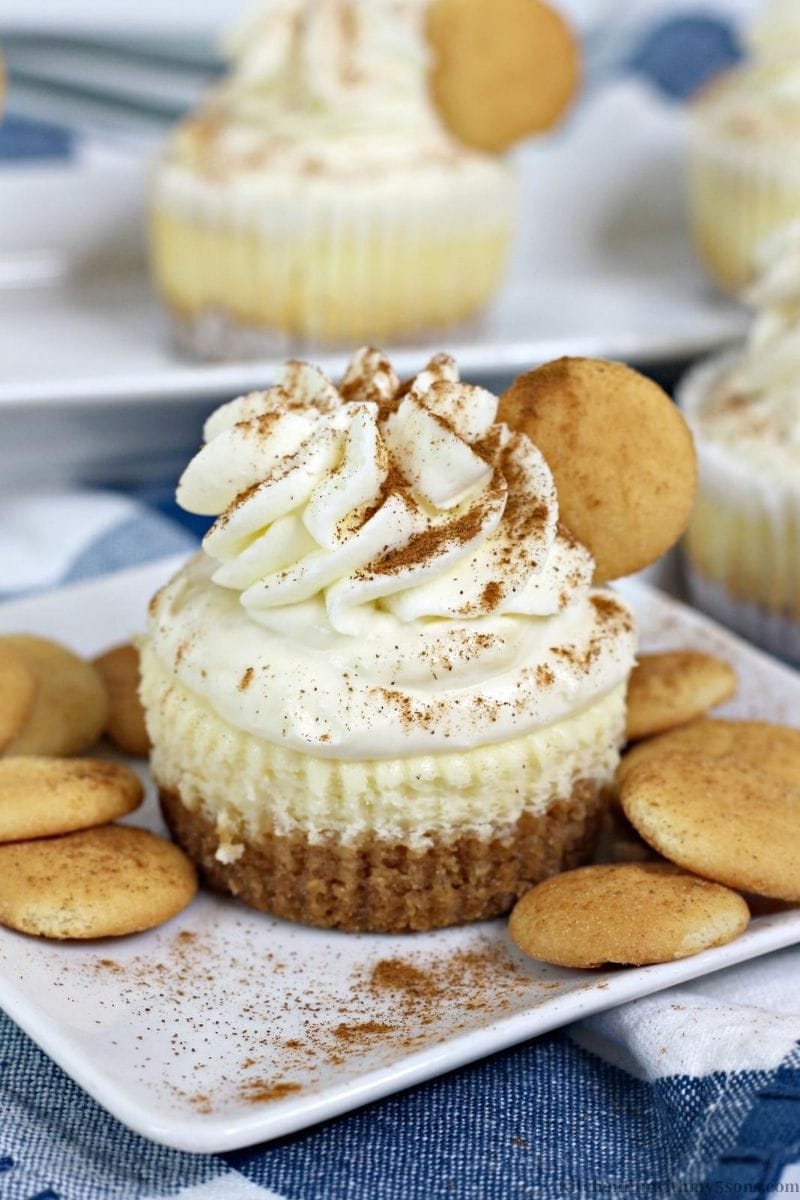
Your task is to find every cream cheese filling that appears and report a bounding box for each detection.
[141,642,626,852]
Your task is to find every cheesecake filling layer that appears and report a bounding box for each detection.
[141,641,626,852]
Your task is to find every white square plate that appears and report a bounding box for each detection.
[0,557,798,1154]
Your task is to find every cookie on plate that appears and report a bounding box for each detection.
[94,643,150,758]
[0,641,36,752]
[150,2,515,356]
[0,757,143,843]
[617,718,800,790]
[620,753,800,901]
[0,825,197,939]
[508,862,749,968]
[1,635,108,757]
[625,651,736,741]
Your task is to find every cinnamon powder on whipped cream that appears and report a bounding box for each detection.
[157,349,636,758]
[363,484,502,580]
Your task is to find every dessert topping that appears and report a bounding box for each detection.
[178,349,593,636]
[703,221,800,464]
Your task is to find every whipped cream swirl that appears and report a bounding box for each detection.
[700,221,800,478]
[174,0,477,179]
[153,351,635,758]
[168,1,497,182]
[178,350,595,637]
[220,0,438,137]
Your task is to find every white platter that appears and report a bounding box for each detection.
[0,80,746,413]
[0,556,798,1154]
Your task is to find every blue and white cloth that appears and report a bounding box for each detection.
[2,4,800,1197]
[0,959,799,1199]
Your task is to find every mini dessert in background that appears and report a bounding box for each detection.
[508,862,749,968]
[149,0,578,358]
[138,349,664,933]
[688,2,800,292]
[678,223,800,660]
[747,0,800,59]
[624,651,736,742]
[151,0,511,354]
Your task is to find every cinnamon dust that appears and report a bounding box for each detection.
[239,1080,301,1105]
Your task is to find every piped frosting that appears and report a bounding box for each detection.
[146,350,637,760]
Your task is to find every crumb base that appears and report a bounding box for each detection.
[160,780,609,933]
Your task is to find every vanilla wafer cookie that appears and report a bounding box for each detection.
[1,635,108,757]
[427,0,580,153]
[94,643,150,758]
[0,641,36,752]
[0,757,143,843]
[498,358,697,582]
[620,753,800,901]
[626,652,736,741]
[617,718,800,790]
[0,825,197,939]
[508,862,749,968]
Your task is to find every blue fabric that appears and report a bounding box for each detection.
[127,483,213,542]
[61,509,197,585]
[226,1038,792,1200]
[0,114,74,162]
[2,998,799,1199]
[704,1047,800,1199]
[0,489,198,603]
[0,1014,225,1200]
[627,15,743,100]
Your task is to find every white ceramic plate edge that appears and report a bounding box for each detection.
[1,910,799,1153]
[0,560,798,1153]
[0,327,748,411]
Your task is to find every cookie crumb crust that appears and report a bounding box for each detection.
[160,779,609,932]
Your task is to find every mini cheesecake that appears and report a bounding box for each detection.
[141,349,636,931]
